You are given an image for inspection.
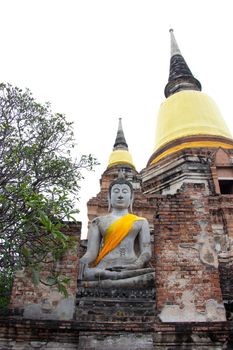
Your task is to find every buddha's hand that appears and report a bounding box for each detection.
[122,254,150,270]
[105,266,124,271]
[108,260,144,271]
[122,261,144,270]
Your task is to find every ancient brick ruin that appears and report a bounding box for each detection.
[1,30,233,349]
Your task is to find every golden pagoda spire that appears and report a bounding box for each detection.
[148,30,233,166]
[170,28,181,56]
[165,29,201,98]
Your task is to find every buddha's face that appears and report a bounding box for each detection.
[110,183,132,209]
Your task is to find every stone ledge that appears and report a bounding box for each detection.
[1,317,233,333]
[1,318,233,349]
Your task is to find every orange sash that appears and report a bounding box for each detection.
[93,213,145,266]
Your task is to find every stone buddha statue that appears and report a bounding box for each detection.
[78,177,154,288]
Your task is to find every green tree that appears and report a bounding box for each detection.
[0,83,97,303]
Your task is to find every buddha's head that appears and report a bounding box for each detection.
[108,178,134,212]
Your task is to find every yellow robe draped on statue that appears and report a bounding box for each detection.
[93,213,145,266]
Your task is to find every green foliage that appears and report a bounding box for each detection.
[0,270,13,315]
[46,272,70,298]
[0,82,98,304]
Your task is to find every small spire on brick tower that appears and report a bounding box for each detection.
[113,118,128,150]
[164,29,202,98]
[107,118,135,169]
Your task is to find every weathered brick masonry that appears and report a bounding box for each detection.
[9,222,81,321]
[1,318,233,349]
[153,184,224,321]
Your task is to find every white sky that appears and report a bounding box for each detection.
[1,0,233,237]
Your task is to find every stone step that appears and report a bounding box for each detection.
[76,308,155,317]
[75,314,156,323]
[77,297,155,305]
[76,286,155,300]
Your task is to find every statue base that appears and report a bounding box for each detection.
[75,284,156,321]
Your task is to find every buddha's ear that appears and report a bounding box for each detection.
[129,193,134,213]
[107,193,111,212]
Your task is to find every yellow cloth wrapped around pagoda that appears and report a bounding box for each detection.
[93,213,145,266]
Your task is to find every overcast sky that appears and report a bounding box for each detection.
[1,0,233,236]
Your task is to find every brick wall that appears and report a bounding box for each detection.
[153,183,225,322]
[209,195,233,306]
[10,222,81,321]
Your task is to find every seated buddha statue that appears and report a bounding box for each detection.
[78,177,154,288]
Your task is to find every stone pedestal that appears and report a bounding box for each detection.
[76,285,156,321]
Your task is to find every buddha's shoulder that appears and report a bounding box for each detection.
[133,216,149,227]
[91,215,113,226]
